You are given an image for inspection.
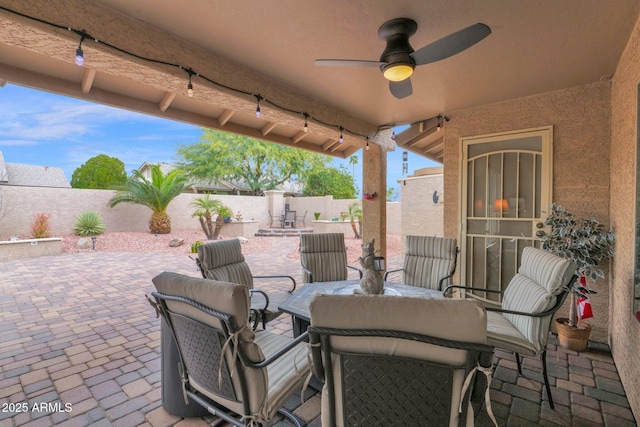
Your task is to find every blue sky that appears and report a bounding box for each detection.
[0,84,440,196]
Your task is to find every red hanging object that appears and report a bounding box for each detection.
[577,275,593,320]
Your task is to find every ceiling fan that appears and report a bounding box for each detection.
[315,18,491,99]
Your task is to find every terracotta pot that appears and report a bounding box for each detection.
[555,318,591,352]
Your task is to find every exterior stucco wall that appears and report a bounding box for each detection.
[610,14,640,421]
[399,171,444,253]
[443,82,612,343]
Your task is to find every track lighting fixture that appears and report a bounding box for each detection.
[339,126,344,144]
[75,32,85,66]
[255,94,263,118]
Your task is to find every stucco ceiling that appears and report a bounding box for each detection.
[0,0,639,162]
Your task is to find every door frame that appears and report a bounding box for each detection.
[458,126,554,293]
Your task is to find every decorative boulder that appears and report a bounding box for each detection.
[77,238,92,250]
[169,238,184,247]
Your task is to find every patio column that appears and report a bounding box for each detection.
[362,133,388,258]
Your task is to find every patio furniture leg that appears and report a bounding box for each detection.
[515,352,522,374]
[541,350,554,409]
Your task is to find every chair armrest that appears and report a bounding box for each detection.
[253,274,297,293]
[437,272,455,291]
[347,264,363,279]
[300,263,314,283]
[442,284,503,297]
[308,331,325,382]
[383,267,403,281]
[245,331,310,368]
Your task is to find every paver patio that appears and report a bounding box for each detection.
[0,237,636,426]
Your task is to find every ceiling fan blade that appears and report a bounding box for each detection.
[389,78,412,99]
[315,59,384,67]
[411,23,491,66]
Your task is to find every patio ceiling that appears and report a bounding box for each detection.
[0,1,638,163]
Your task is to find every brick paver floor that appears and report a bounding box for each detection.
[0,237,636,426]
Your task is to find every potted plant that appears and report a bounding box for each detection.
[313,212,321,221]
[537,203,615,351]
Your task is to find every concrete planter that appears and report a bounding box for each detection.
[312,220,358,235]
[219,220,259,238]
[0,238,63,260]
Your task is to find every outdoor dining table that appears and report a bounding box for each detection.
[279,279,445,337]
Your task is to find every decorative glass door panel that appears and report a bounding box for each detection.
[461,127,553,302]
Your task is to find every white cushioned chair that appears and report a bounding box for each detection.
[196,239,296,329]
[444,246,577,409]
[299,233,360,284]
[150,271,310,427]
[384,235,459,291]
[309,295,495,427]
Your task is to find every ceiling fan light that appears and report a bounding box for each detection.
[383,64,414,82]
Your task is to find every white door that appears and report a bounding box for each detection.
[460,126,553,302]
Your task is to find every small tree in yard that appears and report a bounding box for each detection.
[345,202,363,239]
[191,195,233,240]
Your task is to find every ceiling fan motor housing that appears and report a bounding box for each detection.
[378,18,417,79]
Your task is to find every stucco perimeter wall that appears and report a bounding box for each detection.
[0,187,404,237]
[610,14,640,421]
[0,186,269,237]
[443,81,612,343]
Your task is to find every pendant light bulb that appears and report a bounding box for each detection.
[75,47,84,66]
[255,94,262,118]
[366,138,370,151]
[75,35,85,66]
[391,129,396,140]
[303,113,309,133]
[339,127,344,144]
[437,115,441,132]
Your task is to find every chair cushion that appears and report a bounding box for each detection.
[486,311,538,356]
[300,233,348,282]
[498,247,576,354]
[198,240,254,288]
[518,246,576,295]
[404,236,457,289]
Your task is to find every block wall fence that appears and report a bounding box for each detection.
[0,186,433,238]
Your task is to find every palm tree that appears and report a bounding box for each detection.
[109,164,190,234]
[348,155,359,181]
[191,195,233,240]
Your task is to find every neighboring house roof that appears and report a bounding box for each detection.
[0,151,71,188]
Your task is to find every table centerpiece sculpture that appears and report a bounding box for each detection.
[355,238,384,294]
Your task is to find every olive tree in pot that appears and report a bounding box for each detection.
[537,203,615,351]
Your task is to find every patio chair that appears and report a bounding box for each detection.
[283,210,297,228]
[444,246,577,409]
[149,271,310,427]
[196,239,296,329]
[299,233,361,283]
[268,210,283,228]
[384,235,459,291]
[308,295,496,427]
[295,210,307,227]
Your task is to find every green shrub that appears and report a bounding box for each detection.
[31,213,51,238]
[191,241,203,253]
[73,211,106,236]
